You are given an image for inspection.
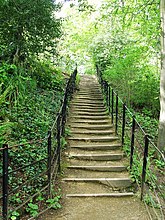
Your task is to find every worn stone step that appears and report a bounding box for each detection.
[66,168,129,178]
[67,158,127,167]
[66,192,134,197]
[71,103,105,108]
[68,153,123,161]
[70,143,121,150]
[62,181,133,195]
[73,98,103,102]
[76,94,102,98]
[73,97,103,101]
[63,177,132,188]
[68,136,119,142]
[75,97,103,101]
[70,130,114,135]
[70,124,113,130]
[78,86,100,89]
[67,165,127,172]
[68,119,111,124]
[70,111,108,116]
[70,105,106,113]
[70,115,109,120]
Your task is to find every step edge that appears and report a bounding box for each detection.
[66,192,134,197]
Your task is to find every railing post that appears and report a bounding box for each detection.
[115,94,118,135]
[122,103,126,145]
[130,116,136,169]
[61,96,67,136]
[3,144,8,220]
[141,135,149,200]
[47,131,52,197]
[106,82,108,106]
[57,113,61,172]
[111,89,114,124]
[108,85,111,114]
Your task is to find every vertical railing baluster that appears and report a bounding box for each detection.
[47,131,52,197]
[130,116,136,169]
[108,85,111,114]
[61,95,67,136]
[122,103,126,145]
[106,82,108,106]
[115,94,118,135]
[57,113,61,172]
[141,135,149,200]
[3,144,8,220]
[111,89,114,124]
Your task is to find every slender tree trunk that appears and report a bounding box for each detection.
[158,0,165,152]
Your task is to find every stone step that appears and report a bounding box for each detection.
[62,181,133,195]
[67,159,127,167]
[70,107,107,112]
[70,115,109,120]
[73,98,103,102]
[68,136,119,142]
[66,168,129,178]
[71,103,105,107]
[67,165,127,172]
[70,124,113,130]
[68,153,123,161]
[68,120,111,124]
[77,87,100,90]
[70,111,108,116]
[78,92,101,95]
[70,143,121,150]
[76,94,102,98]
[63,177,132,188]
[75,97,103,101]
[70,130,114,135]
[66,192,134,197]
[74,96,103,100]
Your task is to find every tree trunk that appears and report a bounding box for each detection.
[158,0,165,152]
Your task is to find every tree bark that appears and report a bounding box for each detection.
[158,0,165,152]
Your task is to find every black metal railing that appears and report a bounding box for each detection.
[96,65,165,219]
[0,68,77,220]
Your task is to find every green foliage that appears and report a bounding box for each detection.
[144,193,161,208]
[0,60,65,218]
[10,211,20,220]
[0,0,61,63]
[59,0,160,116]
[29,60,65,90]
[135,109,158,139]
[46,196,62,209]
[26,200,39,217]
[61,137,67,149]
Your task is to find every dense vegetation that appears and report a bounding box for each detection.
[0,0,63,146]
[0,1,65,218]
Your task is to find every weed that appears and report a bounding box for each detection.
[46,196,62,209]
[26,200,39,217]
[10,211,20,220]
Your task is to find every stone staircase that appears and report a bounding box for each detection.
[63,74,133,198]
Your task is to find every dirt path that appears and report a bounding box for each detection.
[40,74,150,220]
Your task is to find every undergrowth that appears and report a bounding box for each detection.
[0,61,66,219]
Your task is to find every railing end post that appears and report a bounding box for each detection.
[122,103,126,145]
[2,144,9,220]
[130,115,136,170]
[47,130,52,197]
[141,134,149,200]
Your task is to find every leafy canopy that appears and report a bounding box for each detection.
[0,0,61,63]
